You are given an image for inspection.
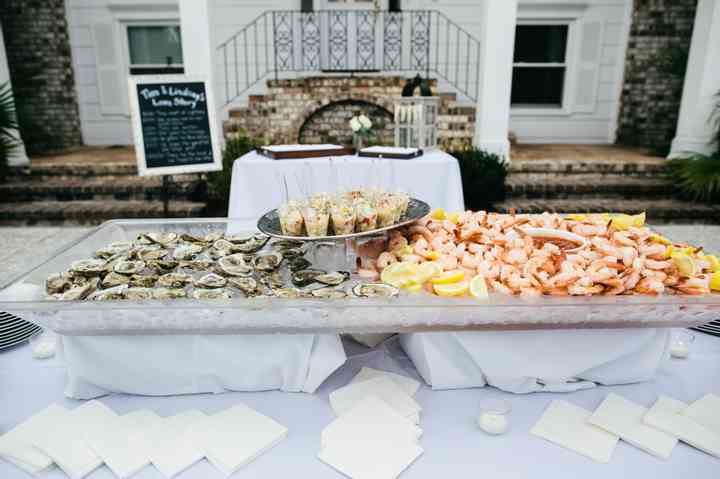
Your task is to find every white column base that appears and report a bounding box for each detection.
[668,137,717,159]
[475,138,511,160]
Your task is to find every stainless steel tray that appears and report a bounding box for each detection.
[0,218,717,336]
[257,198,430,241]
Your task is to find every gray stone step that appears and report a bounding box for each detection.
[505,173,674,199]
[0,200,207,226]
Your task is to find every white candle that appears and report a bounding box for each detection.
[670,342,689,359]
[478,412,509,435]
[394,104,399,124]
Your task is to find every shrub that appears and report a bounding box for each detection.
[0,82,19,180]
[206,131,263,214]
[451,147,508,211]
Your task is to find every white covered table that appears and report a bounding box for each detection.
[1,333,719,478]
[228,150,465,220]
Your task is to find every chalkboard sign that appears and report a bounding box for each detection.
[129,75,222,176]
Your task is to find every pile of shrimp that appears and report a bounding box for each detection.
[357,211,713,297]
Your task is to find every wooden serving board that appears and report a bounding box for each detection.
[258,146,355,159]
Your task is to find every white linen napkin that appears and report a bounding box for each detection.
[643,396,720,458]
[350,367,420,397]
[588,393,677,459]
[191,404,288,476]
[531,400,619,463]
[146,410,207,478]
[318,438,423,479]
[329,376,421,424]
[0,404,60,475]
[683,394,720,434]
[84,409,162,479]
[31,400,115,479]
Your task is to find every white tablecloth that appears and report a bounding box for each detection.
[228,150,465,220]
[1,333,719,479]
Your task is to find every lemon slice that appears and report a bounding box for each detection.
[565,213,587,221]
[405,283,424,293]
[431,208,446,220]
[710,272,720,291]
[469,274,489,300]
[424,250,440,260]
[430,270,465,284]
[649,234,671,245]
[632,212,646,227]
[448,212,461,224]
[381,262,420,288]
[417,261,443,283]
[434,280,469,297]
[704,254,720,272]
[672,252,698,278]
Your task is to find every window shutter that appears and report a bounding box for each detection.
[92,23,127,115]
[389,0,401,12]
[573,20,603,113]
[301,0,313,12]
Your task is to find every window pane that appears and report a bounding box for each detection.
[511,67,565,106]
[513,25,568,63]
[128,26,183,65]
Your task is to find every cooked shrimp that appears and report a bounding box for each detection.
[413,238,430,257]
[440,254,458,271]
[461,252,480,269]
[408,225,433,242]
[376,252,398,269]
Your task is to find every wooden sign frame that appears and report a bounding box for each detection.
[128,75,222,177]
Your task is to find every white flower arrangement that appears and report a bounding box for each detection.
[350,115,373,134]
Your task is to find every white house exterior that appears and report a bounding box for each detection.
[6,0,718,158]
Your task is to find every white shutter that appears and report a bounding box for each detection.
[573,20,603,113]
[92,23,127,115]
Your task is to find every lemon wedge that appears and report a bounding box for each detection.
[633,212,646,227]
[469,274,489,300]
[710,272,720,291]
[448,212,461,224]
[430,270,465,284]
[405,283,424,293]
[431,208,446,220]
[565,213,587,221]
[417,261,443,283]
[434,280,469,297]
[424,250,441,260]
[704,254,720,272]
[381,262,420,288]
[672,252,698,278]
[650,234,671,245]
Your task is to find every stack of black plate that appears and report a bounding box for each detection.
[0,312,41,351]
[693,319,720,338]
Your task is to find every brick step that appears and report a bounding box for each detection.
[0,175,205,202]
[494,198,720,224]
[509,158,667,176]
[505,173,674,199]
[0,200,207,226]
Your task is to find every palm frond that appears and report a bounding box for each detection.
[0,82,19,136]
[668,154,720,202]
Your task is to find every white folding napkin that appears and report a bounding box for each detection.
[322,395,422,448]
[318,438,423,479]
[0,403,61,475]
[146,410,207,479]
[643,396,720,458]
[350,367,421,397]
[683,394,720,434]
[588,393,677,459]
[330,377,421,424]
[32,400,116,479]
[84,409,162,479]
[531,400,619,463]
[192,403,288,476]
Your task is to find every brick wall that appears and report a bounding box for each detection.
[0,0,83,154]
[224,76,475,151]
[616,0,697,154]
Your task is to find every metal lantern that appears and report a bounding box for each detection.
[393,96,440,150]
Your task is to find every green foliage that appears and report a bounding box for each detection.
[655,45,690,78]
[668,154,720,203]
[0,82,19,180]
[451,148,508,211]
[206,131,263,213]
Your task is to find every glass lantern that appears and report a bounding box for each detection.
[393,96,440,150]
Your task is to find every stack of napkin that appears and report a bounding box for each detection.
[531,392,720,463]
[320,367,424,479]
[0,401,288,478]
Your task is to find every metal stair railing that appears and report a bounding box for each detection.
[216,10,482,107]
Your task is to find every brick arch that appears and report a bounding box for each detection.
[296,98,395,145]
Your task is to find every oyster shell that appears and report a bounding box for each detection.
[231,234,269,254]
[156,272,192,288]
[269,239,304,251]
[87,285,127,301]
[145,232,178,246]
[227,277,258,296]
[70,259,108,276]
[217,253,253,277]
[101,271,131,288]
[258,271,284,289]
[59,280,97,300]
[95,241,133,259]
[46,273,73,294]
[147,260,179,273]
[352,283,399,298]
[153,288,187,299]
[179,233,210,245]
[192,288,233,300]
[273,288,305,299]
[129,274,158,287]
[179,259,215,271]
[253,251,283,272]
[315,271,350,286]
[310,287,348,299]
[113,260,146,275]
[135,246,168,261]
[291,268,325,287]
[173,244,204,261]
[278,247,305,259]
[213,239,234,253]
[204,232,223,243]
[287,257,312,272]
[225,234,255,244]
[124,287,154,300]
[194,273,228,289]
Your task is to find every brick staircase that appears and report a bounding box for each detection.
[0,148,207,226]
[496,146,720,223]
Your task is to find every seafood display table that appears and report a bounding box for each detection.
[1,335,719,479]
[227,150,465,221]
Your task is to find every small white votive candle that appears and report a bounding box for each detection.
[670,330,695,359]
[477,399,511,435]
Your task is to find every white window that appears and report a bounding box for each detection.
[511,23,569,109]
[126,25,184,75]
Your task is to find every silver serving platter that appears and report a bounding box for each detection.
[257,197,430,241]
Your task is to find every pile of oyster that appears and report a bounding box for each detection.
[46,231,398,301]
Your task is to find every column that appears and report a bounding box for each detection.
[669,0,720,158]
[473,0,518,161]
